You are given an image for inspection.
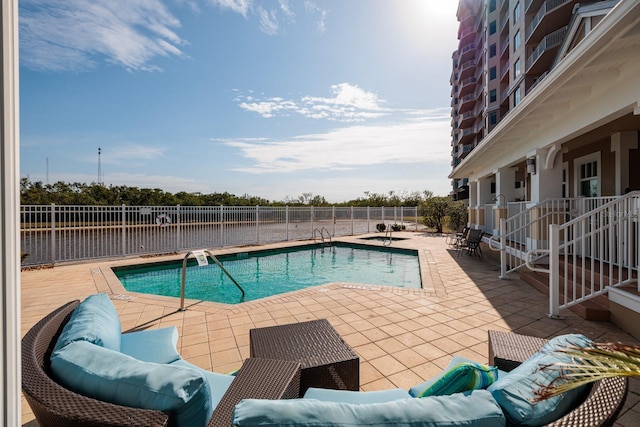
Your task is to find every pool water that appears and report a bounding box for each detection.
[113,243,421,304]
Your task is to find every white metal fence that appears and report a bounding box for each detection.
[20,205,419,266]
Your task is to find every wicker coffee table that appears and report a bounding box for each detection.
[250,319,360,396]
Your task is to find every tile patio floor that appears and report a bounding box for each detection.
[20,233,640,426]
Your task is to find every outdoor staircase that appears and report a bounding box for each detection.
[519,256,638,321]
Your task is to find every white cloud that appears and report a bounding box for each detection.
[209,0,252,17]
[237,83,389,122]
[218,109,451,174]
[20,0,186,72]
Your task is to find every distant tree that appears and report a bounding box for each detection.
[419,196,455,234]
[447,200,468,231]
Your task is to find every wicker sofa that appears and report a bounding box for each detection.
[22,299,301,427]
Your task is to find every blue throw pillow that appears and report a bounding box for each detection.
[233,389,506,427]
[488,334,593,426]
[51,340,213,427]
[409,355,498,397]
[53,293,122,352]
[120,326,182,364]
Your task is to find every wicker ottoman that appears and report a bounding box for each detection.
[250,319,360,396]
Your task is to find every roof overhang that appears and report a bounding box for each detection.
[449,0,640,181]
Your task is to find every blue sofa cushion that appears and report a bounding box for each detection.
[53,293,121,352]
[51,340,213,427]
[303,387,411,404]
[487,334,592,426]
[121,326,182,364]
[171,359,236,411]
[409,355,498,397]
[233,389,506,426]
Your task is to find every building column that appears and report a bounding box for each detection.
[611,132,638,195]
[528,148,562,204]
[494,167,516,235]
[528,148,562,250]
[468,180,478,228]
[1,0,21,425]
[477,176,493,231]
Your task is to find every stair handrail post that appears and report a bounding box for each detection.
[499,218,508,280]
[548,223,561,318]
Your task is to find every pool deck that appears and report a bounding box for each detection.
[20,233,640,426]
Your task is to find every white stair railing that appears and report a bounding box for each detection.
[524,192,640,317]
[489,197,618,278]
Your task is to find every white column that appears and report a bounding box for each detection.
[611,132,638,195]
[494,167,516,235]
[495,167,516,205]
[1,0,21,425]
[529,150,562,204]
[477,176,493,231]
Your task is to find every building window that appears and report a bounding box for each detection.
[514,58,521,78]
[513,30,520,51]
[489,43,497,57]
[489,111,497,125]
[514,87,521,106]
[489,89,497,103]
[489,66,497,80]
[579,161,599,197]
[513,2,521,21]
[489,0,496,12]
[489,20,497,35]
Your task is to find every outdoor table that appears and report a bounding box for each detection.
[250,319,360,396]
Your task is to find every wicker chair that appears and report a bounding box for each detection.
[488,330,629,427]
[22,301,301,427]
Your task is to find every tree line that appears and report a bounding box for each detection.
[20,178,467,232]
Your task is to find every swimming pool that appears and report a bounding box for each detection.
[113,243,421,304]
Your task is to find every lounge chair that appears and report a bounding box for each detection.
[22,299,301,426]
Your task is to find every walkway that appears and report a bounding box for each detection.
[20,233,640,426]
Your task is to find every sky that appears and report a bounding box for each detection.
[19,0,460,203]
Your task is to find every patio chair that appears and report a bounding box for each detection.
[446,225,469,247]
[22,300,301,427]
[458,229,484,258]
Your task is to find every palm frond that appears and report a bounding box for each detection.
[533,342,640,402]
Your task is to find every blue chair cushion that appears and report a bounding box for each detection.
[303,387,411,404]
[53,293,121,352]
[121,326,182,364]
[233,389,506,426]
[487,334,593,426]
[409,355,498,397]
[51,340,213,427]
[171,359,235,411]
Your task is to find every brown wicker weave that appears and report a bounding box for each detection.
[488,330,628,427]
[250,319,360,396]
[22,301,301,427]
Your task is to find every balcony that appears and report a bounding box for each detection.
[458,59,477,80]
[458,92,478,113]
[458,77,477,98]
[526,25,568,74]
[459,42,478,62]
[459,142,476,159]
[458,127,478,146]
[459,109,477,128]
[526,0,576,43]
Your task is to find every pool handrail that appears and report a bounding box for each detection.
[180,250,245,310]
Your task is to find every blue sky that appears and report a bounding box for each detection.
[19,0,459,203]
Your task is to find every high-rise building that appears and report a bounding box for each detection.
[450,0,604,200]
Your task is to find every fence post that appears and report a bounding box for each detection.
[176,204,181,252]
[311,206,314,237]
[50,203,56,264]
[351,206,354,235]
[256,205,260,244]
[549,224,561,318]
[332,206,336,236]
[220,205,224,247]
[499,218,508,280]
[286,205,289,241]
[121,204,126,256]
